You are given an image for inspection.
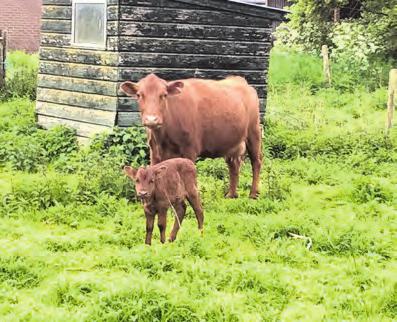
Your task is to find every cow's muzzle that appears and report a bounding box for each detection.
[143,116,162,129]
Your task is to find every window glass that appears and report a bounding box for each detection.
[73,2,105,47]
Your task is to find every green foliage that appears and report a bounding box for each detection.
[277,0,397,88]
[0,51,39,101]
[0,49,396,320]
[91,126,149,166]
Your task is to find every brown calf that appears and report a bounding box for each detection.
[120,73,262,199]
[124,158,204,245]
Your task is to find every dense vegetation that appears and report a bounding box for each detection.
[0,49,396,320]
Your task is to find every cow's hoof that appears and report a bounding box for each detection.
[199,228,204,237]
[249,191,259,199]
[168,237,176,243]
[225,192,238,199]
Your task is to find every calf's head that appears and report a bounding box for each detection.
[124,165,167,200]
[120,74,184,129]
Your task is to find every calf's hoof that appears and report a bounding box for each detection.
[249,191,259,199]
[168,236,176,243]
[199,228,204,237]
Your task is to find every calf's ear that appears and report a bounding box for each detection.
[123,166,138,180]
[167,81,184,96]
[154,165,167,179]
[120,81,139,98]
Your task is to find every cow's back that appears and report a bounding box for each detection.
[180,77,258,157]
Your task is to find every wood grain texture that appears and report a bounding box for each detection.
[41,33,71,47]
[40,47,118,66]
[116,111,142,127]
[36,101,117,127]
[37,88,118,111]
[119,6,270,27]
[38,74,118,96]
[119,52,268,70]
[117,22,271,41]
[39,61,119,81]
[37,115,112,138]
[119,67,266,84]
[111,37,270,56]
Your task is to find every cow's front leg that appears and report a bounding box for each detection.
[145,211,155,245]
[157,209,167,244]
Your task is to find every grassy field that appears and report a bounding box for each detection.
[0,49,396,321]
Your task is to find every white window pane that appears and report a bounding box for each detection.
[74,3,105,46]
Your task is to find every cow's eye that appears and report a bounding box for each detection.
[160,94,167,100]
[136,93,141,99]
[136,179,140,183]
[150,179,154,183]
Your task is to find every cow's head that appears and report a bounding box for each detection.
[123,165,167,200]
[120,74,184,129]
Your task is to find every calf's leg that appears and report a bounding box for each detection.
[246,124,262,199]
[157,209,167,244]
[186,189,204,234]
[169,201,186,242]
[145,212,155,245]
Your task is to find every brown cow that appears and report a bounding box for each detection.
[124,158,204,245]
[121,73,262,199]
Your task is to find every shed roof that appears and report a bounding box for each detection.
[176,0,288,20]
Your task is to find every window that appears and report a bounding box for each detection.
[72,0,106,49]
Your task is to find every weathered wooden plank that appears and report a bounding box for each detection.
[118,22,271,41]
[38,74,118,96]
[36,101,116,127]
[42,5,118,20]
[37,115,112,138]
[120,0,204,9]
[37,88,118,111]
[40,47,118,66]
[42,6,72,19]
[42,0,71,4]
[117,98,140,112]
[120,7,271,27]
[119,68,266,84]
[39,61,119,81]
[175,0,287,20]
[112,37,271,56]
[119,52,269,70]
[116,112,141,127]
[41,33,71,47]
[41,19,118,35]
[41,20,71,33]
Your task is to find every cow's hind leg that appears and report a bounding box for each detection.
[169,201,186,242]
[225,156,242,198]
[246,123,262,199]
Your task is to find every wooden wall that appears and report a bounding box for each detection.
[36,0,284,136]
[36,0,120,140]
[116,0,282,127]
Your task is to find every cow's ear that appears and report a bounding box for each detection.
[154,165,167,179]
[124,166,138,180]
[167,81,184,96]
[120,81,139,98]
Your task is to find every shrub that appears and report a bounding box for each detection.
[36,126,78,161]
[1,51,39,101]
[90,126,149,166]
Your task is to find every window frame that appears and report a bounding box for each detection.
[71,0,107,50]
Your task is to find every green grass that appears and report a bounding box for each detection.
[0,49,396,321]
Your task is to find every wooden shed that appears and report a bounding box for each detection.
[36,0,286,140]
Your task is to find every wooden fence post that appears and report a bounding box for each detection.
[321,45,331,86]
[0,30,7,89]
[386,69,397,133]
